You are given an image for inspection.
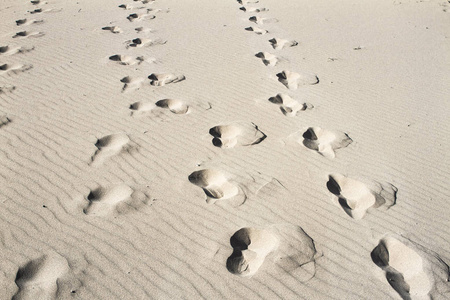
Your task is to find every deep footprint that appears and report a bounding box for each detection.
[90,133,130,166]
[302,127,352,158]
[255,52,277,66]
[227,224,318,279]
[269,93,313,117]
[13,252,70,300]
[269,38,298,50]
[277,70,319,90]
[84,184,133,216]
[209,122,266,148]
[127,13,155,22]
[148,73,185,86]
[327,174,397,219]
[15,19,44,26]
[155,99,189,114]
[371,237,433,300]
[188,169,239,204]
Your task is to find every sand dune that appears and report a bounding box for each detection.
[0,0,449,299]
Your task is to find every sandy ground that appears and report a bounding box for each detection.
[0,0,449,299]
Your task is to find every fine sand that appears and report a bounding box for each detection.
[1,0,449,299]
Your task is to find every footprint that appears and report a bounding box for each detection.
[155,99,189,114]
[102,26,122,33]
[135,27,153,33]
[120,76,145,92]
[371,237,433,299]
[238,0,259,4]
[249,16,278,25]
[245,26,267,35]
[30,0,47,4]
[302,127,352,158]
[188,169,239,204]
[226,227,279,277]
[148,73,185,86]
[0,85,15,94]
[0,115,11,128]
[90,133,130,166]
[240,7,268,12]
[109,54,146,65]
[125,37,166,48]
[209,122,266,148]
[118,4,133,9]
[147,8,170,13]
[268,93,313,117]
[28,8,61,14]
[13,252,70,300]
[255,51,277,66]
[0,63,33,75]
[326,174,397,219]
[15,19,44,26]
[12,31,44,38]
[83,184,133,216]
[277,70,319,90]
[127,13,155,22]
[0,45,35,56]
[269,38,298,50]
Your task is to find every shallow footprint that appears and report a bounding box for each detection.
[126,37,166,48]
[238,0,259,4]
[0,85,15,94]
[249,16,278,25]
[371,237,433,300]
[0,45,34,56]
[120,76,145,92]
[269,38,298,50]
[269,93,313,117]
[277,70,319,90]
[0,63,33,75]
[209,122,266,148]
[255,51,277,66]
[327,174,397,219]
[109,54,145,65]
[90,133,130,166]
[13,252,70,300]
[188,169,239,204]
[0,115,11,128]
[245,26,267,35]
[302,127,352,158]
[12,31,44,38]
[127,13,155,22]
[84,184,133,216]
[15,19,44,26]
[240,6,268,12]
[102,26,122,33]
[148,73,185,86]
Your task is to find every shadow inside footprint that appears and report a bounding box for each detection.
[255,52,277,66]
[102,26,122,33]
[302,127,352,158]
[155,99,189,114]
[327,174,397,219]
[245,26,268,35]
[269,38,298,50]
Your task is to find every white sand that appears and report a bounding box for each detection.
[1,0,449,299]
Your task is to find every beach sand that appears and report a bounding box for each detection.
[0,0,449,299]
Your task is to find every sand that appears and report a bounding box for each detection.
[0,0,449,299]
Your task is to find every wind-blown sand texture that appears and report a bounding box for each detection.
[0,0,449,299]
